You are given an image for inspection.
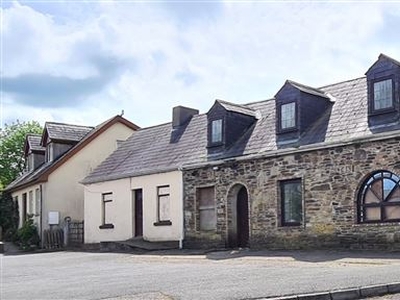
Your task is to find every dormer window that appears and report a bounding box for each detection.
[280,102,296,130]
[211,119,222,143]
[373,78,393,110]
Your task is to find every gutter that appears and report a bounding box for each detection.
[82,166,180,185]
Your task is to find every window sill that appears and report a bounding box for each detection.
[369,107,396,116]
[153,221,172,226]
[277,127,298,134]
[207,142,224,148]
[99,224,114,229]
[280,222,301,227]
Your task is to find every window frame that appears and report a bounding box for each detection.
[99,193,114,229]
[35,188,40,216]
[358,170,400,224]
[197,186,217,231]
[370,77,395,115]
[28,190,34,215]
[154,185,172,226]
[280,179,303,227]
[278,102,298,132]
[210,119,223,145]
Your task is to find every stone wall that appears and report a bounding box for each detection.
[183,137,400,250]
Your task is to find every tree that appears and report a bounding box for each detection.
[0,121,42,188]
[0,191,19,241]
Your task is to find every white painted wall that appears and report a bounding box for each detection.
[12,122,135,237]
[12,183,41,230]
[42,122,134,230]
[84,178,132,243]
[84,171,183,244]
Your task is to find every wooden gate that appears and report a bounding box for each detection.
[68,221,84,246]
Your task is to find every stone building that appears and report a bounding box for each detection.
[183,54,400,250]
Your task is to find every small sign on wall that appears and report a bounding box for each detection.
[48,211,59,225]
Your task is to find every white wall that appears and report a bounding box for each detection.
[41,122,134,231]
[84,171,183,244]
[12,184,41,230]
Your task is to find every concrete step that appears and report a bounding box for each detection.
[100,237,179,252]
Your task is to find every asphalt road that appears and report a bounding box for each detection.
[1,249,400,300]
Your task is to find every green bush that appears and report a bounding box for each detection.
[0,191,19,241]
[16,214,40,250]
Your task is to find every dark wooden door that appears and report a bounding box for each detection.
[237,186,249,247]
[134,189,143,237]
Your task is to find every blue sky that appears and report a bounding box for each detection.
[1,1,400,128]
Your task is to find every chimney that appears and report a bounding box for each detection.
[172,106,199,128]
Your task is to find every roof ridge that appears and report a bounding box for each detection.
[216,99,255,111]
[45,121,94,129]
[379,53,400,67]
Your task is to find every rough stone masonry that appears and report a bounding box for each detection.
[183,136,400,250]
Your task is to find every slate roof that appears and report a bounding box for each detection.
[6,116,139,192]
[224,77,370,158]
[42,122,94,144]
[26,134,45,152]
[286,80,330,99]
[216,99,257,117]
[82,115,208,183]
[83,73,400,185]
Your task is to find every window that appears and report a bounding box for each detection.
[373,79,393,110]
[156,186,171,224]
[280,179,302,226]
[28,190,34,215]
[211,119,222,143]
[198,187,216,231]
[46,143,54,162]
[35,188,40,215]
[280,102,296,129]
[100,193,114,229]
[358,171,400,223]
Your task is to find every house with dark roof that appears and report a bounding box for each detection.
[183,53,400,250]
[5,115,139,243]
[82,106,206,244]
[83,54,400,250]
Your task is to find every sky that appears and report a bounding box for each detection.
[1,0,400,129]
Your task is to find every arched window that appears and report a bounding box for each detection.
[358,171,400,223]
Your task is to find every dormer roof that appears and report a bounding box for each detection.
[214,99,257,117]
[6,115,139,192]
[276,80,330,99]
[40,122,94,146]
[365,53,400,75]
[24,134,45,156]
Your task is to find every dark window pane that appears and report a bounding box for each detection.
[281,180,302,225]
[198,187,216,231]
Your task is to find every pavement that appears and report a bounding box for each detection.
[1,245,400,300]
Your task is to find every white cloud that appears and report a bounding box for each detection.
[1,1,400,129]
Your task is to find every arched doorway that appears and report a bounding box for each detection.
[227,184,249,248]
